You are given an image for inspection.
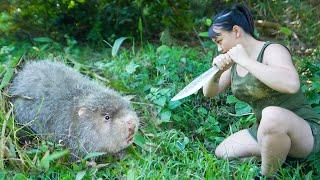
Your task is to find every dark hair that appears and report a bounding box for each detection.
[208,4,256,39]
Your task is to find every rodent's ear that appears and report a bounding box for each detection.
[78,107,87,117]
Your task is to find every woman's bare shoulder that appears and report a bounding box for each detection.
[263,43,292,66]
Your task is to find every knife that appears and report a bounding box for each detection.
[171,65,220,101]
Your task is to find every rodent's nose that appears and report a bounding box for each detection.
[127,119,137,137]
[128,125,136,134]
[126,124,136,143]
[127,120,136,128]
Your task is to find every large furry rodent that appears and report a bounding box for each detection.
[9,60,139,158]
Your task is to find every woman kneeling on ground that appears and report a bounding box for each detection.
[203,3,320,177]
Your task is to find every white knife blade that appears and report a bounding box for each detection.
[171,65,220,101]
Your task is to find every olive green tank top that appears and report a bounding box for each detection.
[231,41,320,125]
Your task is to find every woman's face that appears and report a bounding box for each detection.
[211,27,238,53]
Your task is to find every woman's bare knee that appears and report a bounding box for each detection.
[258,106,288,138]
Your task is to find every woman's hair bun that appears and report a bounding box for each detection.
[231,4,249,15]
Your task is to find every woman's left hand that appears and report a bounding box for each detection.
[226,44,250,67]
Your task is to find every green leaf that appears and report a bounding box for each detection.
[160,110,171,122]
[156,45,170,54]
[207,115,216,123]
[307,93,320,105]
[68,0,76,9]
[138,17,143,33]
[313,105,320,114]
[198,32,209,37]
[153,97,166,107]
[33,37,53,43]
[198,107,208,115]
[0,170,6,180]
[159,88,170,95]
[9,55,21,67]
[168,100,181,109]
[176,141,185,151]
[205,18,212,26]
[83,152,106,160]
[311,81,320,90]
[47,149,69,160]
[13,173,27,180]
[75,171,86,180]
[211,125,221,133]
[176,137,189,151]
[39,151,50,170]
[0,66,5,76]
[127,169,135,180]
[125,61,139,74]
[40,44,50,51]
[226,95,238,104]
[133,132,146,149]
[183,137,189,145]
[0,67,14,90]
[235,101,252,115]
[39,150,69,170]
[112,37,130,57]
[279,27,292,37]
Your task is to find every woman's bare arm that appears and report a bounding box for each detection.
[202,68,231,98]
[243,44,300,94]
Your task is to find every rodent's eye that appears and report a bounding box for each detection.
[103,113,111,122]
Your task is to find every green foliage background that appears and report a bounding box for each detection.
[0,0,319,179]
[1,0,319,46]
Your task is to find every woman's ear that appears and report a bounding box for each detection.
[232,25,242,38]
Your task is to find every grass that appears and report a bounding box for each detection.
[0,39,319,179]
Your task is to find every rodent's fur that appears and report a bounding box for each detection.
[9,60,139,157]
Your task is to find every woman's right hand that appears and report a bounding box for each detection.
[212,53,234,72]
[203,53,233,97]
